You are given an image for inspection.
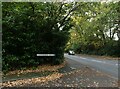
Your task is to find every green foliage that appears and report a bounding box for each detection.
[2,55,18,72]
[2,2,74,72]
[2,2,120,72]
[67,2,120,57]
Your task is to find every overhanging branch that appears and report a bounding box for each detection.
[58,3,80,29]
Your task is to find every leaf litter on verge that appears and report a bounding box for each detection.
[2,72,63,87]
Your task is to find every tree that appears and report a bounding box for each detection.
[2,2,81,72]
[67,2,120,56]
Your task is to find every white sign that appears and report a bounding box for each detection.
[37,54,55,56]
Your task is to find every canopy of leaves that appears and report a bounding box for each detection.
[66,2,120,56]
[2,2,77,72]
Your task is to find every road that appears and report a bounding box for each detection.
[64,54,118,80]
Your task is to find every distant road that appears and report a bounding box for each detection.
[64,54,118,80]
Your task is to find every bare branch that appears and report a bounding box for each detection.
[29,2,35,14]
[58,3,80,28]
[58,3,64,14]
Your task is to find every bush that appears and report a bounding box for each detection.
[2,55,19,71]
[74,40,120,57]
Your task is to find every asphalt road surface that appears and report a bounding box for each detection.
[64,54,118,80]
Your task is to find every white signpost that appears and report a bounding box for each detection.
[37,54,55,56]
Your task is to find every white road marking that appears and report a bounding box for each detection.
[70,67,76,70]
[91,60,103,63]
[79,57,87,59]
